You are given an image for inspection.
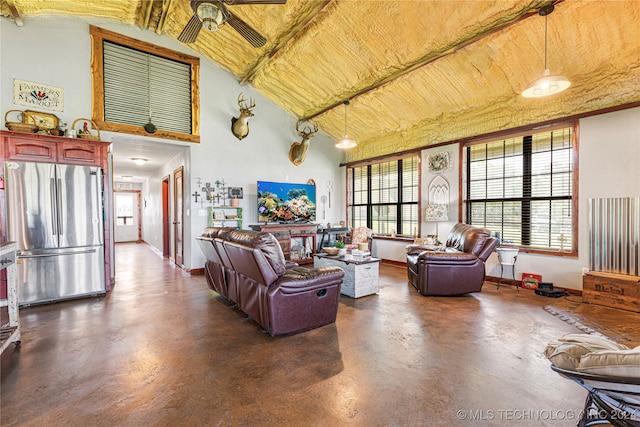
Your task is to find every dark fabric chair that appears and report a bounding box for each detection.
[406,223,499,296]
[197,227,344,336]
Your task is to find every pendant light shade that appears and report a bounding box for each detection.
[522,4,570,98]
[336,100,357,149]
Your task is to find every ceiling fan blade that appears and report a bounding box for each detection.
[227,12,267,48]
[178,14,202,43]
[223,0,287,5]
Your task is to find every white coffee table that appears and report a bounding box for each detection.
[313,254,381,298]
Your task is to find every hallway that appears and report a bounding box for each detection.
[2,242,592,426]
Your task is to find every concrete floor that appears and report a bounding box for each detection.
[0,243,609,426]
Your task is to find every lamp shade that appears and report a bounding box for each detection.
[336,100,357,149]
[424,204,448,222]
[522,69,571,98]
[335,135,357,149]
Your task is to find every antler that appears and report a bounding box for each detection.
[296,120,318,137]
[238,92,255,112]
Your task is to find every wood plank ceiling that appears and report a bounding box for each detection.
[2,0,639,162]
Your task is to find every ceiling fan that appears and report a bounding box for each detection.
[178,0,286,48]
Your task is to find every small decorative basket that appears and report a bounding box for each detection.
[4,110,38,133]
[72,118,101,141]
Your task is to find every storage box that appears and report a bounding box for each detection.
[583,272,640,312]
[521,272,542,289]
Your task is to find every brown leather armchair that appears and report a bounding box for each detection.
[406,223,499,296]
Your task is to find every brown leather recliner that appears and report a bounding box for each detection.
[197,227,344,336]
[406,223,499,296]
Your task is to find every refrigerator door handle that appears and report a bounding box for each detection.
[17,248,97,258]
[56,178,63,235]
[50,178,58,236]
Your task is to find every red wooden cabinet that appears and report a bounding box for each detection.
[1,131,107,168]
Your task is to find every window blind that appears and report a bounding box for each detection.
[103,41,192,134]
[466,127,574,251]
[348,156,419,236]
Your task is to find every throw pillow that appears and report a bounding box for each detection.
[543,333,628,370]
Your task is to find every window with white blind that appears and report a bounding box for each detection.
[465,124,577,253]
[348,155,420,236]
[90,26,200,142]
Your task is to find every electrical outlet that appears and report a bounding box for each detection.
[582,267,589,275]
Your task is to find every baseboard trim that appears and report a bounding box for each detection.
[380,259,406,268]
[485,275,582,295]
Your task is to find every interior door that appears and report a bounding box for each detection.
[114,191,140,243]
[173,166,184,267]
[162,176,170,257]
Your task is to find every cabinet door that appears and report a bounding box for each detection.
[6,139,57,162]
[58,141,102,166]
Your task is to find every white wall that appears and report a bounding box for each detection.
[1,16,346,272]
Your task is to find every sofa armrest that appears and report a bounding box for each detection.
[285,260,299,269]
[273,267,345,294]
[406,244,444,255]
[419,251,478,263]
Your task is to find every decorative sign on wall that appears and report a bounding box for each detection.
[427,151,450,173]
[13,79,64,112]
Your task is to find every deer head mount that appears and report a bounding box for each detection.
[288,120,318,166]
[231,93,255,140]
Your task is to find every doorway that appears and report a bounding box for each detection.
[173,166,184,267]
[114,191,141,243]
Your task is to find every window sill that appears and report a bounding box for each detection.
[500,245,578,258]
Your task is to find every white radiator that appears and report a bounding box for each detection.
[588,197,640,276]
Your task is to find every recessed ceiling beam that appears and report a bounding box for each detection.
[301,1,563,122]
[239,0,331,85]
[6,0,24,27]
[136,0,174,33]
[135,0,155,29]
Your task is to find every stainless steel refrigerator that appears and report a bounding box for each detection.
[4,161,106,305]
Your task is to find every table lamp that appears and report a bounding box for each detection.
[424,204,448,242]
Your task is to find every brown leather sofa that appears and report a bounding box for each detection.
[406,223,499,296]
[196,227,344,336]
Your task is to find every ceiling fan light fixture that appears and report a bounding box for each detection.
[336,100,357,149]
[197,3,224,31]
[521,4,570,99]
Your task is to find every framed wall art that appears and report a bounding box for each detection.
[227,187,243,199]
[427,151,450,173]
[14,79,64,112]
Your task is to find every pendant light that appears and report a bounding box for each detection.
[335,100,357,149]
[521,4,571,98]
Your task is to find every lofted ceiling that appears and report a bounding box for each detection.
[2,0,639,163]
